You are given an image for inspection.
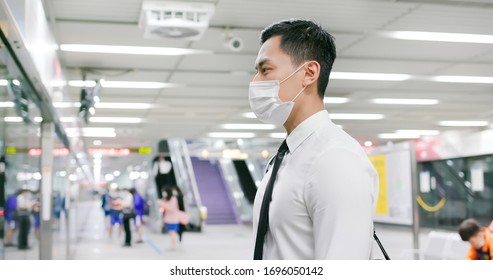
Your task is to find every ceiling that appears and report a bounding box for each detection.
[10,0,493,153]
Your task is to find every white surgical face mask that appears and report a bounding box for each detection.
[249,63,308,125]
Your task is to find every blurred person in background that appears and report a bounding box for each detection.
[16,189,34,249]
[130,188,144,243]
[4,190,20,247]
[159,187,188,251]
[458,218,493,260]
[119,188,135,247]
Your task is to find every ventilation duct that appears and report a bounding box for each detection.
[138,1,215,41]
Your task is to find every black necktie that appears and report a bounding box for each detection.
[254,140,289,260]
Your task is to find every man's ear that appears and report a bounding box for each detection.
[303,60,320,87]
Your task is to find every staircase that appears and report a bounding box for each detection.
[191,157,239,224]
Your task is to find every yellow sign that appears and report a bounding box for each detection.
[138,147,152,154]
[369,154,388,215]
[5,147,16,154]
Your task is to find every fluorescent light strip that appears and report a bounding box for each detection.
[53,102,153,109]
[95,103,153,109]
[0,79,7,86]
[53,102,81,108]
[4,117,43,122]
[0,101,14,107]
[323,97,349,104]
[439,120,489,127]
[222,124,276,130]
[396,130,440,136]
[243,112,256,119]
[270,133,287,139]
[4,117,22,122]
[101,81,180,89]
[60,117,77,122]
[329,113,384,120]
[89,117,142,123]
[433,76,493,84]
[379,133,420,139]
[60,44,213,55]
[387,31,493,44]
[66,128,116,138]
[331,72,411,81]
[372,98,439,105]
[208,132,256,138]
[68,80,182,89]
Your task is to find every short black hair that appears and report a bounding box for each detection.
[260,19,337,99]
[458,218,482,241]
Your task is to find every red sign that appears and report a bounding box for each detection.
[28,148,70,156]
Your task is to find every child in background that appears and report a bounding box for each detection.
[458,218,493,260]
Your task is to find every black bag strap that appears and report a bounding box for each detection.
[373,227,391,260]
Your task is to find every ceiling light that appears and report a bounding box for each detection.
[69,80,96,87]
[371,98,439,105]
[89,117,142,123]
[208,132,255,138]
[95,103,153,109]
[4,116,42,122]
[396,130,440,136]
[432,76,493,84]
[439,121,489,127]
[386,31,493,44]
[329,113,384,120]
[65,127,116,138]
[60,44,212,55]
[60,117,76,122]
[221,124,276,130]
[243,112,256,119]
[331,72,411,81]
[4,117,22,122]
[53,102,80,108]
[364,141,373,147]
[101,81,181,89]
[0,79,8,86]
[378,133,420,139]
[269,133,287,139]
[324,97,349,104]
[69,80,183,89]
[0,101,14,107]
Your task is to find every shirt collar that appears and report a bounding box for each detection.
[286,110,332,154]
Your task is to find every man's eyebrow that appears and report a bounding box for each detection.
[254,59,271,71]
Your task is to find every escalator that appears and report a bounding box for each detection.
[418,158,492,230]
[191,157,239,225]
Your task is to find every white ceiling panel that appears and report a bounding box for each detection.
[169,72,251,86]
[387,3,493,34]
[61,52,183,70]
[342,36,493,62]
[56,22,191,48]
[50,0,142,23]
[212,0,417,32]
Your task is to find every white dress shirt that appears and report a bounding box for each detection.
[253,110,379,259]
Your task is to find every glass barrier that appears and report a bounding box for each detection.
[418,155,493,230]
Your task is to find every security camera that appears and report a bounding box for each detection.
[225,36,243,52]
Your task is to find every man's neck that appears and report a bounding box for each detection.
[284,97,325,134]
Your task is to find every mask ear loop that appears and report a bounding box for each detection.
[291,84,308,102]
[280,62,309,84]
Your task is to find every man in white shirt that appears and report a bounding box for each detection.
[250,19,379,260]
